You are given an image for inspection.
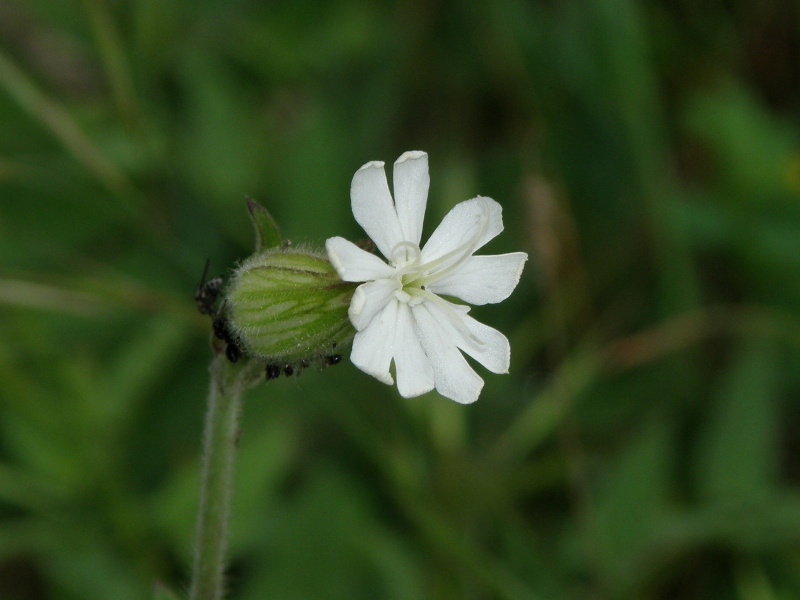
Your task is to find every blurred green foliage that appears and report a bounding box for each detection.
[1,0,800,598]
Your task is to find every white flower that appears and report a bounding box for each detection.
[326,151,527,404]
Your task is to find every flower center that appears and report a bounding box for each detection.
[388,241,424,305]
[388,200,490,308]
[390,241,420,269]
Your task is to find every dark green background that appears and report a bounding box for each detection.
[1,0,800,598]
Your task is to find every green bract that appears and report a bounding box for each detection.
[226,248,357,364]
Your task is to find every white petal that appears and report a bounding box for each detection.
[350,300,398,385]
[326,236,396,282]
[393,302,434,397]
[420,299,510,374]
[392,151,429,246]
[458,313,511,374]
[348,279,399,331]
[421,196,504,264]
[411,303,484,404]
[351,161,404,259]
[427,252,527,305]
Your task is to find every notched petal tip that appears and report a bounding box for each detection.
[357,160,385,172]
[438,371,484,404]
[351,343,395,385]
[453,381,483,404]
[393,151,429,246]
[514,252,528,282]
[475,195,504,226]
[395,150,427,164]
[369,368,394,386]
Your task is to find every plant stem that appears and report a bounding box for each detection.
[189,359,243,600]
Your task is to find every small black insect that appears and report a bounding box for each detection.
[225,344,241,363]
[197,262,242,363]
[195,260,223,316]
[264,353,341,382]
[210,314,242,363]
[212,316,231,342]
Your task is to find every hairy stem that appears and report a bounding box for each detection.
[189,358,244,600]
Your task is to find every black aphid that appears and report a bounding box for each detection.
[195,259,223,316]
[225,344,241,363]
[212,316,230,342]
[197,262,243,364]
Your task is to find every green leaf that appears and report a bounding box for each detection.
[590,413,674,591]
[697,340,780,500]
[682,84,798,203]
[246,197,283,251]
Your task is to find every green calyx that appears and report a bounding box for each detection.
[226,248,357,364]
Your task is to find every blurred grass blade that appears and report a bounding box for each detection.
[82,0,141,130]
[697,340,780,499]
[0,278,113,317]
[100,314,192,428]
[0,47,135,202]
[396,494,543,600]
[590,413,674,591]
[493,347,601,462]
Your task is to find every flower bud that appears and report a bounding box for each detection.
[225,248,357,364]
